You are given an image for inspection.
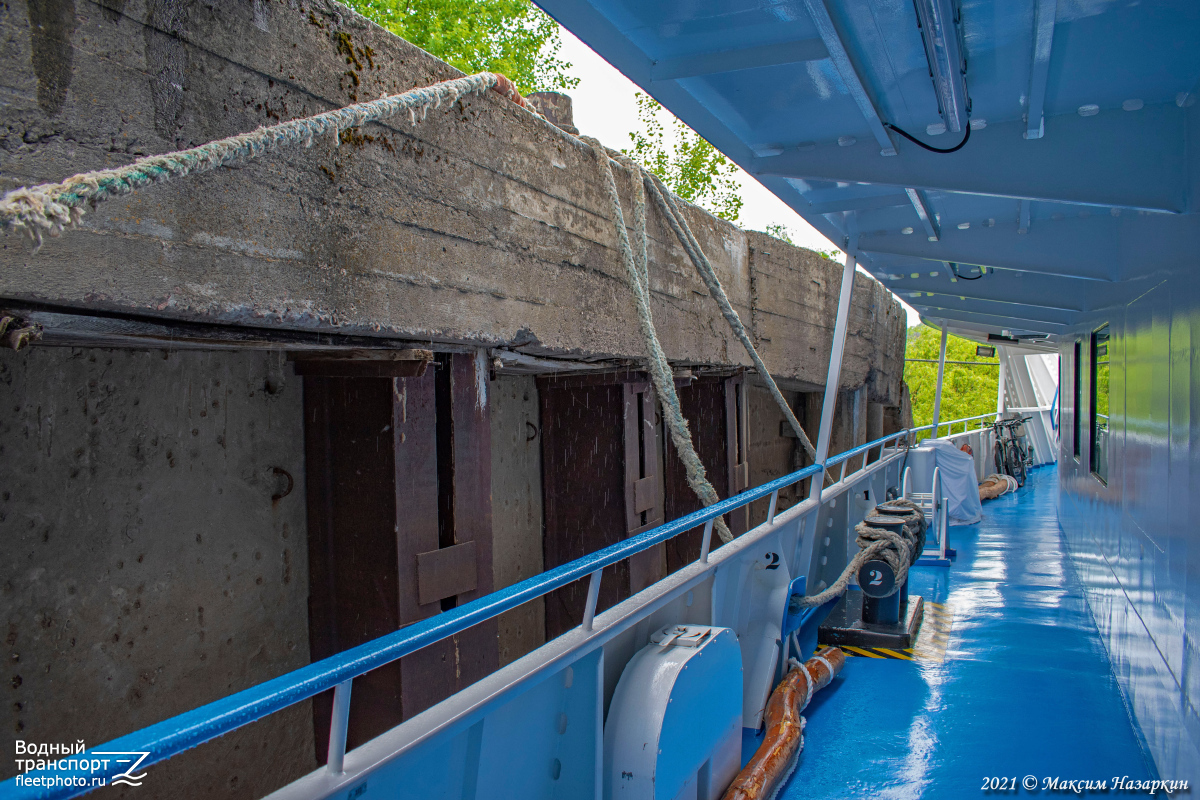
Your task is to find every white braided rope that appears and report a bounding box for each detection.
[811,654,835,685]
[584,137,734,545]
[3,64,819,526]
[795,656,813,706]
[0,72,502,249]
[640,173,817,461]
[794,517,918,608]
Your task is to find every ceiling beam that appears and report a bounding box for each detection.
[905,189,940,241]
[649,37,828,82]
[909,303,1067,334]
[808,193,910,215]
[859,212,1200,283]
[873,271,1094,312]
[900,292,1077,325]
[754,104,1187,212]
[1024,0,1058,140]
[801,0,897,157]
[926,317,1061,348]
[860,221,1115,281]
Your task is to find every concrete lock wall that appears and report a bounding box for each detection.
[0,346,317,794]
[0,0,910,794]
[0,0,905,400]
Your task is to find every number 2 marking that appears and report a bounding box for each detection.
[869,569,883,586]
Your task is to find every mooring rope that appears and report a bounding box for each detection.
[640,173,817,462]
[0,65,819,542]
[0,72,519,248]
[585,138,734,545]
[794,498,926,608]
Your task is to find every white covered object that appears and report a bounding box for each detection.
[604,625,742,800]
[927,440,984,525]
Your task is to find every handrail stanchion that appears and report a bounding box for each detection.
[767,490,779,525]
[698,519,717,563]
[839,460,848,483]
[940,495,949,560]
[581,570,603,631]
[327,679,353,774]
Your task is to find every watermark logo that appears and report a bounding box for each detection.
[14,740,150,789]
[981,775,1191,795]
[93,751,149,787]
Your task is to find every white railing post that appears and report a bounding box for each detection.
[581,570,603,631]
[327,679,353,774]
[940,496,949,559]
[767,490,779,525]
[698,518,716,563]
[997,345,1008,418]
[931,322,949,435]
[809,248,858,501]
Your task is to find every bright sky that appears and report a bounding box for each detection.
[556,27,923,327]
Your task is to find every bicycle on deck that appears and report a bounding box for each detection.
[991,416,1033,488]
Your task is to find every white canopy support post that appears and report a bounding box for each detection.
[996,345,1008,418]
[808,249,858,502]
[931,323,949,436]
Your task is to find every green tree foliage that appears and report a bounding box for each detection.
[764,223,793,243]
[624,94,743,223]
[906,324,1000,428]
[761,224,841,261]
[341,0,578,95]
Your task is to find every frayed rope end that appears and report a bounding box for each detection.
[1,186,84,252]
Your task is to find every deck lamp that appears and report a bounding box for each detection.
[912,0,971,133]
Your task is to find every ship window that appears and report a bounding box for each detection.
[1090,325,1110,483]
[1072,340,1082,460]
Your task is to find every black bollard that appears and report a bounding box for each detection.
[872,503,922,614]
[858,514,910,626]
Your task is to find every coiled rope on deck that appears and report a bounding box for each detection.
[0,72,519,248]
[794,498,926,608]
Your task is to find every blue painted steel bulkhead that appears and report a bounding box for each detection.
[533,0,1200,781]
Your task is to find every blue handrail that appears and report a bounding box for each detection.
[10,414,981,800]
[6,463,826,799]
[824,430,908,467]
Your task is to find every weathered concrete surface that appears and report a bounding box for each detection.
[0,0,905,404]
[489,374,545,666]
[0,347,314,795]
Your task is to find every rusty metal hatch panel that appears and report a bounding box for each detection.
[303,353,497,758]
[417,541,479,605]
[664,375,735,573]
[539,374,673,640]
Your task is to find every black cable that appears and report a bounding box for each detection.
[884,120,971,154]
[949,262,984,281]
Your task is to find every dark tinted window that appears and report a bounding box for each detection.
[1073,341,1082,460]
[1090,325,1110,483]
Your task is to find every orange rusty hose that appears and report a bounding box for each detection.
[721,646,846,800]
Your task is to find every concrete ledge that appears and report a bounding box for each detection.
[0,0,904,402]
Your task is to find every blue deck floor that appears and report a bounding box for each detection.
[783,466,1156,799]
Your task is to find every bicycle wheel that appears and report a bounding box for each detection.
[1008,444,1027,487]
[994,439,1006,475]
